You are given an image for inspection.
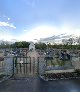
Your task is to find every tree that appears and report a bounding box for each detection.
[35,42,47,50]
[62,39,68,45]
[67,38,74,45]
[77,37,80,45]
[13,41,30,48]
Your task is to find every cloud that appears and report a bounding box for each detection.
[23,30,27,32]
[0,33,14,41]
[0,23,80,41]
[18,24,80,41]
[18,26,57,41]
[0,21,16,29]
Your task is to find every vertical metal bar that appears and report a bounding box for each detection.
[15,56,17,67]
[15,57,18,74]
[19,58,22,74]
[20,63,22,74]
[20,56,21,61]
[12,57,14,76]
[26,49,27,57]
[26,57,27,74]
[37,57,39,75]
[2,61,3,67]
[33,57,35,75]
[23,57,25,74]
[16,64,18,74]
[46,59,47,68]
[30,57,31,73]
[13,57,16,76]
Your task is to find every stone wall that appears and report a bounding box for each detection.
[39,57,46,75]
[72,57,80,69]
[4,56,14,76]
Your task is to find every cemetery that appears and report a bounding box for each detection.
[39,49,80,80]
[0,43,80,92]
[0,42,80,81]
[1,1,80,91]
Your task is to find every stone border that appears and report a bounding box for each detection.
[0,75,12,83]
[40,75,80,81]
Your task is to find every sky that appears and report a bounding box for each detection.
[0,0,80,41]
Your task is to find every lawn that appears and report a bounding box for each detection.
[46,58,68,67]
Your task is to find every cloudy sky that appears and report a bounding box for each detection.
[0,0,80,41]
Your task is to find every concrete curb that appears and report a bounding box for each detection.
[0,75,12,83]
[40,75,80,81]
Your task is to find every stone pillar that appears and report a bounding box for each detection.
[4,56,14,76]
[39,57,46,75]
[72,56,80,69]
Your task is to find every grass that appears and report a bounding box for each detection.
[58,60,65,66]
[47,60,55,66]
[47,59,65,66]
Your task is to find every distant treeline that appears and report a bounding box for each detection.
[0,41,80,50]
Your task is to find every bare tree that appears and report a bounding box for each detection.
[62,39,68,45]
[67,38,74,45]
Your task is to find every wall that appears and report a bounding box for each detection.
[72,57,80,69]
[4,56,14,76]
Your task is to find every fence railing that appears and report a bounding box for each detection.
[0,54,80,80]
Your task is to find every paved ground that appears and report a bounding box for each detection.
[0,77,80,92]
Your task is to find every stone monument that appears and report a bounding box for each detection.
[29,42,35,51]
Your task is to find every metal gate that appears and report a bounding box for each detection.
[13,56,39,77]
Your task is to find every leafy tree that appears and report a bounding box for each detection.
[35,42,47,50]
[11,41,30,48]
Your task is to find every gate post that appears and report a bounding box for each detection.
[4,55,14,77]
[38,57,46,75]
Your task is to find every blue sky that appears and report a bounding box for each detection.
[0,0,80,41]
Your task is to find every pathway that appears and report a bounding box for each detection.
[0,78,80,92]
